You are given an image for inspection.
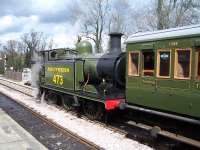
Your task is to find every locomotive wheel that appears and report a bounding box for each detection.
[44,91,49,101]
[61,95,74,111]
[83,101,103,120]
[44,91,57,104]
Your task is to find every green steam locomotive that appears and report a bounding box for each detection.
[39,24,200,124]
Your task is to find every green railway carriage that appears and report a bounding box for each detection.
[126,25,200,122]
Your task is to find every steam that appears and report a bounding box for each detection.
[31,50,42,99]
[40,91,45,103]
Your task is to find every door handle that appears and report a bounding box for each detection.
[142,80,155,85]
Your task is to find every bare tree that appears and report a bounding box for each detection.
[157,0,164,29]
[154,0,200,30]
[21,31,46,52]
[156,0,196,29]
[21,30,53,67]
[2,40,25,71]
[71,0,109,53]
[70,0,134,52]
[47,38,54,50]
[131,0,200,32]
[5,40,17,69]
[0,42,2,51]
[108,0,131,35]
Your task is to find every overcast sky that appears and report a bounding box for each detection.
[0,0,149,48]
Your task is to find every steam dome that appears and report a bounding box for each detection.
[76,40,92,54]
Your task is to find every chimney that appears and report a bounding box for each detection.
[109,33,123,53]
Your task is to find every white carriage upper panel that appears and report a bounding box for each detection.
[126,24,200,43]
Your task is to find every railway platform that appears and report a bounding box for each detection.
[0,108,47,150]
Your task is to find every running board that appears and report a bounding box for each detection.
[126,104,200,126]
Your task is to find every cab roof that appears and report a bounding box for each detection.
[126,24,200,44]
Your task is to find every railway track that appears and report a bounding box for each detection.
[0,78,199,149]
[0,78,33,96]
[0,78,101,150]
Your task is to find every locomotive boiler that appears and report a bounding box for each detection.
[80,33,126,92]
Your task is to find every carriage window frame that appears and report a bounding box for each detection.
[128,51,140,76]
[195,49,200,80]
[157,49,171,78]
[142,50,155,77]
[174,48,192,80]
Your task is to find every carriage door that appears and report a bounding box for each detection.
[174,48,192,90]
[141,50,156,94]
[194,48,200,91]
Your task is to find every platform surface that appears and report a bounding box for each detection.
[0,108,47,150]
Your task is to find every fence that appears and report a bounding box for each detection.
[4,71,22,81]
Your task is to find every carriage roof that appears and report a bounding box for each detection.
[126,24,200,44]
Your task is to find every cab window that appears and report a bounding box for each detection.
[174,49,191,79]
[128,52,140,76]
[49,51,57,60]
[157,50,171,78]
[195,49,200,80]
[142,51,154,76]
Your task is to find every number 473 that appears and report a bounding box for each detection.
[52,75,64,85]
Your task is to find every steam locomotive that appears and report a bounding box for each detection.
[39,24,200,125]
[39,33,126,119]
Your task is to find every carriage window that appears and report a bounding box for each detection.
[128,52,140,76]
[142,51,154,76]
[157,50,171,78]
[174,49,191,79]
[195,50,200,80]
